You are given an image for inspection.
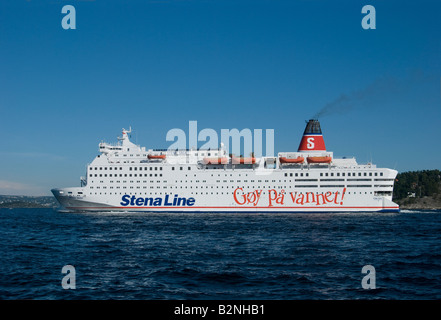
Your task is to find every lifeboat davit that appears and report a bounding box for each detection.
[203,157,228,164]
[279,156,304,164]
[232,156,256,164]
[148,154,166,160]
[307,156,332,164]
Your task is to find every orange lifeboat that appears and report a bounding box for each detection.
[148,154,166,160]
[203,157,228,164]
[279,156,304,164]
[232,156,256,164]
[307,156,332,164]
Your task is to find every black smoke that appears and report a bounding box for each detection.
[312,71,435,119]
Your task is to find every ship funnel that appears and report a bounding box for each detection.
[297,119,326,152]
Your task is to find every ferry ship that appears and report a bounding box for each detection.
[51,120,399,213]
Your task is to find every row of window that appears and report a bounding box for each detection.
[284,172,384,177]
[90,174,163,178]
[88,174,395,184]
[88,184,393,190]
[90,165,197,171]
[90,166,163,171]
[88,176,394,187]
[89,166,385,178]
[87,190,389,196]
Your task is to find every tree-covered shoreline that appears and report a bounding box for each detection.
[393,170,441,208]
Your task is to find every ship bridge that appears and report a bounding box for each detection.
[99,127,146,155]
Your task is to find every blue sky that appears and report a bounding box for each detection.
[0,0,440,196]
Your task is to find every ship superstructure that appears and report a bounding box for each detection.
[52,120,399,213]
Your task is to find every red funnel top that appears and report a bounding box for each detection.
[297,119,326,152]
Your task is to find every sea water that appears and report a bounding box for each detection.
[1,208,440,299]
